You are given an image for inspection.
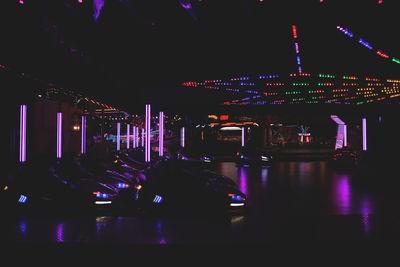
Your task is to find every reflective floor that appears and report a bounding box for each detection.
[4,161,400,243]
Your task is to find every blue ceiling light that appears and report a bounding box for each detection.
[18,194,28,203]
[153,195,164,203]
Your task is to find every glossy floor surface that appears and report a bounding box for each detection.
[4,161,400,243]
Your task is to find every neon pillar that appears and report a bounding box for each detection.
[241,127,245,147]
[180,127,185,148]
[330,115,347,150]
[159,111,164,157]
[81,115,86,154]
[57,112,62,159]
[136,127,139,148]
[126,124,130,149]
[132,126,136,148]
[145,104,151,162]
[362,118,367,151]
[141,128,145,147]
[19,105,27,162]
[116,122,121,151]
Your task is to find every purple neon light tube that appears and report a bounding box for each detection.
[343,124,347,147]
[241,127,245,147]
[159,111,164,157]
[132,126,136,148]
[180,127,185,148]
[19,105,27,162]
[141,128,145,147]
[362,118,367,151]
[81,115,86,154]
[117,122,121,151]
[135,126,138,148]
[145,104,151,162]
[126,124,130,149]
[57,112,62,159]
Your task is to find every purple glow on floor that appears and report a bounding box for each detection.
[361,197,373,234]
[56,223,64,242]
[333,174,351,215]
[239,168,248,195]
[93,0,105,22]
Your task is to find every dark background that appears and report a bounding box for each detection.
[1,0,399,113]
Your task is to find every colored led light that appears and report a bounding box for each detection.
[159,111,164,157]
[153,195,163,203]
[377,50,389,58]
[292,25,297,39]
[392,58,400,64]
[57,112,62,159]
[18,194,27,203]
[19,105,27,163]
[81,116,86,154]
[358,38,373,50]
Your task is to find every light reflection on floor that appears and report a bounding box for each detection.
[8,161,400,242]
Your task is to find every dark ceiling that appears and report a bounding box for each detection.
[1,0,399,114]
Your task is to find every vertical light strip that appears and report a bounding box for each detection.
[57,112,62,159]
[362,118,367,151]
[19,105,27,162]
[292,25,303,73]
[126,124,130,149]
[159,111,164,157]
[343,124,347,147]
[81,115,86,154]
[180,127,185,148]
[141,128,145,147]
[241,127,245,147]
[117,122,121,151]
[145,104,151,162]
[135,127,139,148]
[132,126,136,148]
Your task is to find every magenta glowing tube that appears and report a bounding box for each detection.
[57,112,62,159]
[19,105,27,163]
[145,104,151,162]
[159,111,164,157]
[241,127,245,147]
[180,127,185,148]
[362,118,367,151]
[126,124,130,149]
[116,122,121,151]
[81,115,86,154]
